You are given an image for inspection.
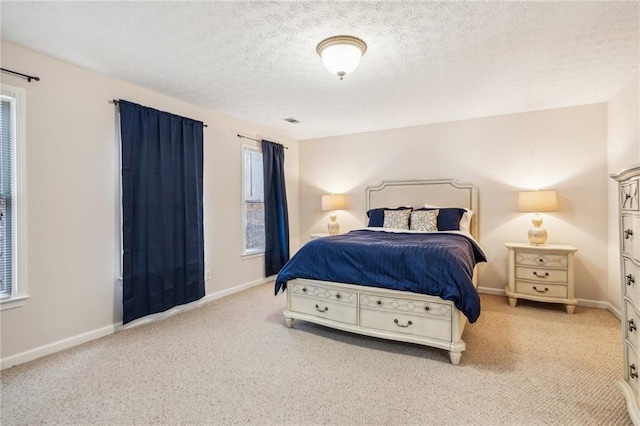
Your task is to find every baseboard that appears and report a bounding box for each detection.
[477,286,505,296]
[1,277,272,370]
[0,323,118,370]
[477,286,620,318]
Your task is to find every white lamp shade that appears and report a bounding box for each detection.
[518,190,558,212]
[321,194,346,211]
[317,35,367,79]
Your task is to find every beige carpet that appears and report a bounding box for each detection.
[0,283,631,425]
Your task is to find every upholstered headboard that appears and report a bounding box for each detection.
[365,179,478,239]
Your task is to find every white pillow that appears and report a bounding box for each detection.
[424,203,474,234]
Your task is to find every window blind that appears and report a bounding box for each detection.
[0,96,15,298]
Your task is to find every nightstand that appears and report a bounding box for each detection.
[310,232,331,240]
[505,242,578,314]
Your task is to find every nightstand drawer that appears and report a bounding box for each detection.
[515,266,568,284]
[515,252,568,268]
[515,281,568,299]
[289,295,357,325]
[360,307,451,341]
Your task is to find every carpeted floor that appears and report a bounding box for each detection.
[0,283,631,425]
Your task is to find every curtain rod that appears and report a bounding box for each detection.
[237,133,288,149]
[110,99,208,127]
[1,68,40,82]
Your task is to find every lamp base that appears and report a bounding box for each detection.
[528,213,547,245]
[527,227,548,245]
[327,211,340,235]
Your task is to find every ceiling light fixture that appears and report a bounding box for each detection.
[316,35,367,80]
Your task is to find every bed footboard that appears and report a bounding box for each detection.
[284,278,469,365]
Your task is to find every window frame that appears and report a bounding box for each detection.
[0,84,28,311]
[241,144,265,257]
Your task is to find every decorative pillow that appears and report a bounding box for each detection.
[383,209,411,230]
[410,209,439,231]
[424,204,474,234]
[367,206,412,227]
[418,207,466,231]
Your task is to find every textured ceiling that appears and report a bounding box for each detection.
[1,1,638,140]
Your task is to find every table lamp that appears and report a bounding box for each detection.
[518,190,558,245]
[321,194,346,235]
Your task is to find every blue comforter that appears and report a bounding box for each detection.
[275,229,487,322]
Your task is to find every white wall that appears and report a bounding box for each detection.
[0,41,299,362]
[607,71,640,313]
[299,104,609,304]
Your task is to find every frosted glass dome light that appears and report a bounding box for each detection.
[316,35,367,80]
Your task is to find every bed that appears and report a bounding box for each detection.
[276,179,485,364]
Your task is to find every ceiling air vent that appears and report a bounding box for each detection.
[282,117,300,124]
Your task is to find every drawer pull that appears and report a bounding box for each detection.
[631,364,638,379]
[424,306,430,311]
[532,286,549,293]
[629,319,637,333]
[302,287,307,293]
[394,319,413,328]
[376,300,383,305]
[625,229,634,240]
[533,271,549,278]
[627,274,636,286]
[538,258,545,263]
[315,304,328,313]
[335,294,341,299]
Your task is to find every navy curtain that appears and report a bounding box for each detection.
[262,140,290,277]
[119,100,205,324]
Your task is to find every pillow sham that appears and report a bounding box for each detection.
[366,206,412,227]
[423,204,473,233]
[417,207,466,231]
[383,209,411,230]
[410,209,439,231]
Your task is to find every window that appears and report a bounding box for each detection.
[242,145,265,255]
[0,84,27,310]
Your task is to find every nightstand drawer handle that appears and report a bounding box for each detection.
[532,286,549,293]
[315,304,328,313]
[629,319,637,333]
[376,300,383,305]
[424,306,430,311]
[394,319,413,328]
[627,274,636,286]
[625,229,634,239]
[533,271,550,278]
[630,364,638,379]
[302,287,307,292]
[335,293,341,299]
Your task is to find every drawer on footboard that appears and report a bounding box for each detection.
[288,281,357,304]
[359,308,451,342]
[359,294,452,319]
[289,295,358,325]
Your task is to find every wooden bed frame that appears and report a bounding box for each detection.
[283,179,479,364]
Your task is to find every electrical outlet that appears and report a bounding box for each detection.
[205,269,211,280]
